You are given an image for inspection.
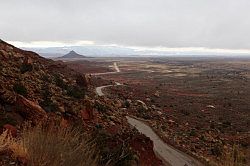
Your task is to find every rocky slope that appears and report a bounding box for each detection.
[0,40,162,166]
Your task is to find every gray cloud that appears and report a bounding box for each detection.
[0,0,250,49]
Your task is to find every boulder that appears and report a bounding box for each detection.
[58,106,66,113]
[114,99,122,108]
[60,118,69,128]
[151,105,162,112]
[154,91,160,97]
[81,99,96,120]
[16,95,47,123]
[136,100,148,111]
[23,56,33,64]
[80,109,94,120]
[206,105,215,109]
[3,124,17,137]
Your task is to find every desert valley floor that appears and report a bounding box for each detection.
[64,56,250,165]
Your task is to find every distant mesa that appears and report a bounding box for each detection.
[60,50,86,59]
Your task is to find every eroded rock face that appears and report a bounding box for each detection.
[16,95,47,123]
[80,99,96,120]
[129,134,163,166]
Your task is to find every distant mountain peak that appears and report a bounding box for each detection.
[61,50,86,59]
[69,50,77,54]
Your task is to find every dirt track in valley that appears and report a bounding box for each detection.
[95,62,203,166]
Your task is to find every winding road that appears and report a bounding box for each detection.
[96,82,122,96]
[127,116,202,166]
[95,62,122,96]
[94,62,203,166]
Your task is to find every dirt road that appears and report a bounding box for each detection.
[113,62,120,72]
[92,62,120,76]
[94,62,203,166]
[95,62,122,96]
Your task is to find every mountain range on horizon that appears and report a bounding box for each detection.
[22,45,138,58]
[20,45,250,58]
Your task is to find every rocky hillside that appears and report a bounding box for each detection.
[0,40,162,166]
[0,40,89,124]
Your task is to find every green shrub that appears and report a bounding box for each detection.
[41,74,51,82]
[40,84,59,112]
[189,129,197,136]
[222,121,232,127]
[20,63,33,74]
[211,144,223,157]
[66,86,85,99]
[180,109,190,116]
[0,62,3,72]
[13,83,27,96]
[124,100,131,108]
[53,74,85,99]
[0,117,17,128]
[53,74,67,89]
[95,102,109,113]
[40,100,59,113]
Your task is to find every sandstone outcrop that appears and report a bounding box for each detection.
[16,95,47,123]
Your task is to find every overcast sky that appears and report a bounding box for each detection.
[1,0,250,53]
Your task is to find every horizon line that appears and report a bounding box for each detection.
[7,40,250,55]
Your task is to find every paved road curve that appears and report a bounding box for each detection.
[96,85,113,96]
[126,116,203,166]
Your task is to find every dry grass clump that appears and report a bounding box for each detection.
[220,145,246,166]
[0,124,99,166]
[208,144,247,166]
[0,130,13,151]
[94,130,137,166]
[0,130,26,156]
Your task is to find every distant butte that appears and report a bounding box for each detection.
[61,50,86,58]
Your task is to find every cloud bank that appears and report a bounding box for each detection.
[1,0,250,53]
